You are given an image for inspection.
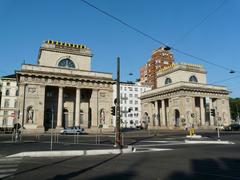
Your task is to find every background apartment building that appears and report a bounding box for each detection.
[113,82,151,128]
[0,75,18,129]
[140,46,174,88]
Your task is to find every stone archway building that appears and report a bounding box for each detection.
[141,63,231,129]
[16,40,114,132]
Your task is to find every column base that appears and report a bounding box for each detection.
[22,124,45,134]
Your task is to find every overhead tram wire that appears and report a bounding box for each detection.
[80,0,168,47]
[80,0,236,73]
[211,74,240,85]
[172,0,227,47]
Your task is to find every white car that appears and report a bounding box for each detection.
[215,125,225,131]
[60,126,85,135]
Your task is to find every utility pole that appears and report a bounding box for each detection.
[115,57,121,148]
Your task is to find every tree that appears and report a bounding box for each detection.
[229,98,240,121]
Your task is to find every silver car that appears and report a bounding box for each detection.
[60,126,85,135]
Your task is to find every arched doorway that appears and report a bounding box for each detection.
[63,108,69,128]
[174,109,180,127]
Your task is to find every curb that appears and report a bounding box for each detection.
[186,135,202,139]
[185,140,235,144]
[7,147,134,158]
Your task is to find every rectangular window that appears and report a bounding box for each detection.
[135,100,138,105]
[128,87,133,91]
[129,94,133,97]
[134,94,138,98]
[134,88,138,91]
[14,100,17,108]
[2,118,7,126]
[129,100,133,104]
[3,111,8,116]
[128,114,133,117]
[135,107,138,111]
[47,91,53,97]
[4,99,10,108]
[134,113,138,117]
[5,89,10,96]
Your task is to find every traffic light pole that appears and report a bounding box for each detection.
[115,57,121,148]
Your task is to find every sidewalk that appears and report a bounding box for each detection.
[0,140,123,157]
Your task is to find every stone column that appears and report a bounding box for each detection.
[200,97,205,126]
[75,88,81,126]
[150,102,154,126]
[57,87,63,127]
[155,100,159,126]
[90,89,98,127]
[209,98,214,126]
[161,100,166,127]
[18,84,26,126]
[37,85,45,128]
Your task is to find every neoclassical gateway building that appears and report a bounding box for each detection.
[141,63,231,129]
[16,40,114,132]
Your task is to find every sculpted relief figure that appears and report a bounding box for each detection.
[27,107,34,124]
[100,109,105,124]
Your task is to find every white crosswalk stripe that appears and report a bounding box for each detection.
[0,157,22,179]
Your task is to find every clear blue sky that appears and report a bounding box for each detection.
[0,0,239,97]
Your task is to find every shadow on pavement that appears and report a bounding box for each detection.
[2,156,76,180]
[47,153,123,180]
[165,158,240,180]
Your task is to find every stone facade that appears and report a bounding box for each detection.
[112,82,151,128]
[140,46,174,88]
[16,40,114,133]
[141,63,231,129]
[0,75,18,128]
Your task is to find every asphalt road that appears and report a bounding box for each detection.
[0,130,240,180]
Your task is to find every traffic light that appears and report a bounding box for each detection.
[111,106,115,116]
[210,109,215,117]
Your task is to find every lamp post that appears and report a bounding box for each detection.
[115,57,121,148]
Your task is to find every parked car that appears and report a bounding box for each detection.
[60,126,85,135]
[136,125,144,130]
[224,124,240,131]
